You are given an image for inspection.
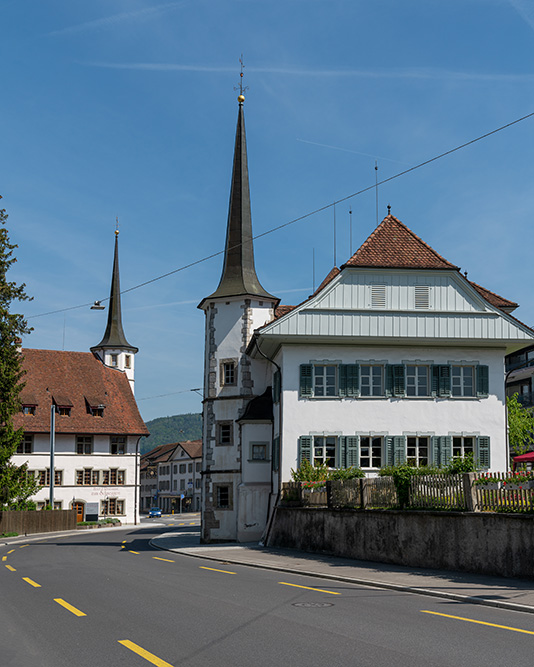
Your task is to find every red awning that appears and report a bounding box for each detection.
[513,452,534,462]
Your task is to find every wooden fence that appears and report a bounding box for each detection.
[0,510,77,535]
[280,472,534,513]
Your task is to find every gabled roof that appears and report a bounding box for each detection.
[179,439,202,459]
[14,349,148,436]
[343,214,459,270]
[468,280,518,313]
[141,442,178,464]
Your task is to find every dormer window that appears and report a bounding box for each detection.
[58,406,71,416]
[85,396,105,417]
[91,406,104,418]
[22,405,36,415]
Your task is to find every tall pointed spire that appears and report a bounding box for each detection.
[203,97,276,302]
[91,230,138,353]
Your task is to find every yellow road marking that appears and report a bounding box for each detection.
[122,541,127,544]
[179,523,185,525]
[7,550,15,554]
[421,610,534,635]
[5,565,16,572]
[129,550,140,555]
[54,598,86,616]
[200,566,236,575]
[189,522,196,525]
[22,577,41,588]
[2,556,6,561]
[19,545,29,549]
[118,640,174,667]
[152,557,175,563]
[278,582,340,595]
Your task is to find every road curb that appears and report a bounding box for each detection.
[150,538,534,616]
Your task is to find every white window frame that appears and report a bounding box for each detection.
[359,364,384,397]
[406,435,430,466]
[451,365,475,397]
[359,435,384,469]
[249,442,269,462]
[405,365,430,397]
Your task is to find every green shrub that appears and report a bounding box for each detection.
[329,466,365,480]
[0,531,18,537]
[291,460,366,482]
[445,453,476,474]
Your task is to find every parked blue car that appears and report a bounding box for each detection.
[148,507,162,518]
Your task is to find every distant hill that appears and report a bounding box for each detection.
[141,413,202,455]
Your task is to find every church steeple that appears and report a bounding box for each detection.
[91,230,137,392]
[201,97,276,304]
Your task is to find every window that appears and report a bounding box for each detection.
[217,422,233,446]
[110,354,118,367]
[406,366,429,397]
[360,365,384,396]
[188,463,193,473]
[109,469,118,485]
[196,462,201,472]
[17,434,33,454]
[451,366,475,397]
[76,436,93,455]
[84,469,92,485]
[102,470,110,485]
[76,470,83,485]
[452,436,475,458]
[53,501,62,510]
[250,443,268,461]
[58,407,71,416]
[220,360,237,386]
[173,480,177,490]
[101,498,124,515]
[92,470,100,485]
[174,465,177,474]
[360,437,383,468]
[406,437,429,466]
[180,479,185,490]
[214,484,232,509]
[90,406,104,417]
[110,436,126,455]
[195,479,201,489]
[314,365,337,397]
[22,405,36,415]
[313,436,336,467]
[179,464,186,474]
[125,355,131,369]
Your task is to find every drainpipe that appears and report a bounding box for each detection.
[253,335,282,545]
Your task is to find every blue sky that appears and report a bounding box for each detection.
[3,0,534,422]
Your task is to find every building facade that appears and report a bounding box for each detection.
[12,232,148,523]
[199,96,534,544]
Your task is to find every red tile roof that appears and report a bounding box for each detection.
[274,305,296,319]
[468,280,518,313]
[343,214,459,270]
[179,439,202,459]
[141,442,178,464]
[14,349,148,436]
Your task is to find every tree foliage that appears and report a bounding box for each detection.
[507,394,534,457]
[0,204,39,509]
[140,413,202,454]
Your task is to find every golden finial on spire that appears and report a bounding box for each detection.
[235,54,248,104]
[115,217,119,236]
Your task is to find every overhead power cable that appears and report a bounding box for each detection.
[27,109,534,321]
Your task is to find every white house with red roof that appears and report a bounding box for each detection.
[12,232,148,524]
[199,96,534,544]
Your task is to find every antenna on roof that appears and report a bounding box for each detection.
[375,161,379,228]
[333,202,337,267]
[349,208,353,256]
[312,248,316,293]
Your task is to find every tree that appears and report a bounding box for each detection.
[507,394,534,458]
[0,202,39,509]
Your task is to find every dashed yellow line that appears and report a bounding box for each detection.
[118,640,174,667]
[54,599,86,617]
[152,557,175,563]
[421,610,534,635]
[7,550,15,554]
[19,545,29,549]
[22,577,41,588]
[2,556,7,561]
[5,565,16,572]
[278,582,340,595]
[199,566,236,575]
[128,550,140,555]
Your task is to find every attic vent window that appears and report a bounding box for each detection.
[371,285,387,309]
[414,285,431,309]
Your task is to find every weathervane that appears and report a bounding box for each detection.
[234,54,249,102]
[115,216,119,236]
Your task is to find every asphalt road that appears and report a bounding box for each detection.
[2,518,534,667]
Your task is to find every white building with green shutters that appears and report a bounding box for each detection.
[199,96,534,544]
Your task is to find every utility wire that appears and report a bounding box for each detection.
[27,109,534,321]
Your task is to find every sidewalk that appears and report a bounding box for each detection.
[151,530,534,614]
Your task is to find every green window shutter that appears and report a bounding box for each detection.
[477,436,490,468]
[298,436,312,466]
[273,370,281,403]
[476,365,489,398]
[431,436,441,466]
[339,365,347,397]
[394,436,406,465]
[346,436,359,468]
[431,366,440,397]
[386,436,395,466]
[338,436,347,468]
[440,436,452,466]
[385,365,394,397]
[299,365,313,398]
[393,365,405,397]
[439,366,451,397]
[272,436,280,472]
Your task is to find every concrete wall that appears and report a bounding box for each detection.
[268,507,534,579]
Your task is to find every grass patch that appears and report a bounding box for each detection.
[0,531,18,537]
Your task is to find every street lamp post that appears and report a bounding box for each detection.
[49,404,56,509]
